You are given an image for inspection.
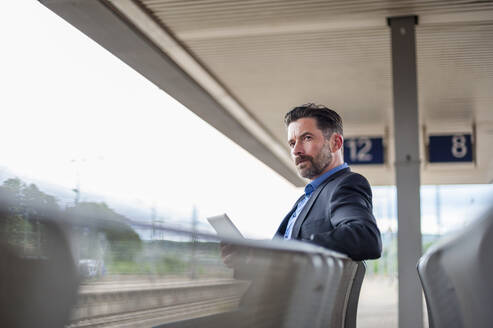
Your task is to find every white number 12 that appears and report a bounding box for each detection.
[347,138,373,162]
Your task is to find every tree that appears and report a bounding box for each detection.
[23,183,59,213]
[0,178,60,253]
[0,178,59,215]
[65,202,142,262]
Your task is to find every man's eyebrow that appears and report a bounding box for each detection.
[288,132,313,144]
[299,131,313,138]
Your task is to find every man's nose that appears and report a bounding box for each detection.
[292,140,304,156]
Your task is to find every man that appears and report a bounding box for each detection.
[222,103,381,265]
[275,103,381,261]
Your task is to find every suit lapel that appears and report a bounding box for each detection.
[290,168,349,239]
[290,184,324,239]
[274,193,305,238]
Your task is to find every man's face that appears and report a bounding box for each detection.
[287,117,333,180]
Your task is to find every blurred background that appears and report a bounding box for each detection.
[2,1,493,327]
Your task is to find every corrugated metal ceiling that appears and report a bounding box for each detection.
[36,0,493,186]
[138,0,493,143]
[417,23,493,124]
[100,0,493,184]
[142,0,493,32]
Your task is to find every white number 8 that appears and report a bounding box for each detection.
[451,135,467,158]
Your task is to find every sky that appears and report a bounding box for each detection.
[0,0,301,238]
[1,0,492,239]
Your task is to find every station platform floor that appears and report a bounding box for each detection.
[358,276,429,328]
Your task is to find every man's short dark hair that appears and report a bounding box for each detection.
[284,103,343,138]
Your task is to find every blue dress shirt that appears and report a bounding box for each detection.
[284,162,349,239]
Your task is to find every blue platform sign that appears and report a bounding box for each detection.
[344,137,384,165]
[428,134,473,163]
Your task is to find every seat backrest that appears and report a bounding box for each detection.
[244,250,363,328]
[282,253,338,328]
[417,206,493,328]
[325,258,361,328]
[344,261,366,328]
[154,249,363,328]
[0,218,79,328]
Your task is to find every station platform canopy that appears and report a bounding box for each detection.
[40,0,493,187]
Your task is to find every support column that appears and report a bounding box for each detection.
[388,15,423,328]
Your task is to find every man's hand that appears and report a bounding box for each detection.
[220,242,239,268]
[220,242,253,269]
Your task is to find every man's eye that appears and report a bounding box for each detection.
[289,142,295,148]
[304,135,312,141]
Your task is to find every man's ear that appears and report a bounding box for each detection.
[331,133,343,152]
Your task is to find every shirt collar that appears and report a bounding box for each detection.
[304,162,349,196]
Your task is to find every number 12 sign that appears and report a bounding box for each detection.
[343,137,384,165]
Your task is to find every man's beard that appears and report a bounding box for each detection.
[296,143,332,179]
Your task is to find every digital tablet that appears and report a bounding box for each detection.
[207,213,243,238]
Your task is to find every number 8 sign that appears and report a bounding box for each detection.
[428,134,473,163]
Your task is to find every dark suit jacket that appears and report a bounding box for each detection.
[275,168,382,261]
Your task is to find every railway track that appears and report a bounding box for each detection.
[68,278,250,328]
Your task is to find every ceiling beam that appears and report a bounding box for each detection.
[39,0,304,187]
